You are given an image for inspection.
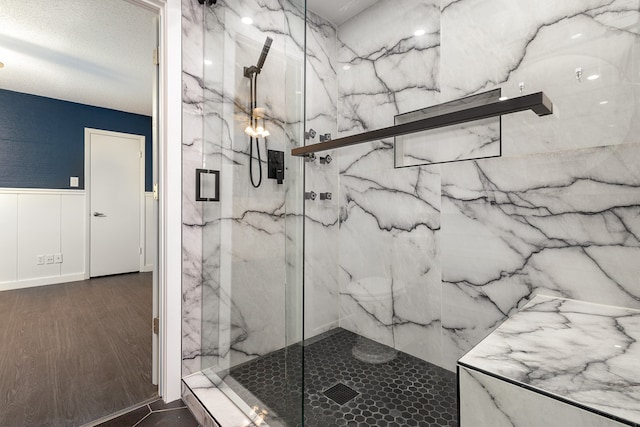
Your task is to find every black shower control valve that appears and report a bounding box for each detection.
[305,153,317,162]
[267,149,285,185]
[320,155,332,164]
[305,129,317,140]
[320,192,332,200]
[319,133,332,142]
[305,191,317,201]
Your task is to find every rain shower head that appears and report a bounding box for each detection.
[244,36,273,78]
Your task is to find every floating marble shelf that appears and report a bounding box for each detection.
[458,295,640,427]
[291,92,553,157]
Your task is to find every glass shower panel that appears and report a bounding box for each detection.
[200,0,306,426]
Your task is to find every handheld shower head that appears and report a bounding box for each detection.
[255,37,273,74]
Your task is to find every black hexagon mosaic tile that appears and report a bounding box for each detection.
[225,328,458,427]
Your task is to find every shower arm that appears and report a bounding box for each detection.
[291,91,553,157]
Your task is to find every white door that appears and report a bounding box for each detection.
[88,129,144,277]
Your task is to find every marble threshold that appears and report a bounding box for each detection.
[459,295,640,426]
[183,370,274,427]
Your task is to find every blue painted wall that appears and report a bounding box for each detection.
[0,89,152,191]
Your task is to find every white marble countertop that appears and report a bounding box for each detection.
[459,295,640,425]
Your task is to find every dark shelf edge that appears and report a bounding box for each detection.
[292,91,553,157]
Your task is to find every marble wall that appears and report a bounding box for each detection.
[303,0,640,371]
[334,0,444,366]
[182,0,206,375]
[302,8,340,338]
[181,0,305,375]
[183,0,640,379]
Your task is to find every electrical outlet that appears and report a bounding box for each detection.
[54,253,63,264]
[45,254,54,264]
[37,255,45,265]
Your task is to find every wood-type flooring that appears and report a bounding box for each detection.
[0,273,157,426]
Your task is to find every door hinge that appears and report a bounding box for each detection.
[139,247,143,255]
[153,183,159,200]
[153,47,159,66]
[153,317,159,335]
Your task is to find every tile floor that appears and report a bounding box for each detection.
[220,328,458,427]
[95,399,199,427]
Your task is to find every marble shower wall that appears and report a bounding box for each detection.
[440,0,640,157]
[182,0,305,375]
[182,0,206,376]
[303,9,340,338]
[309,0,640,371]
[182,0,640,378]
[441,143,640,366]
[335,0,444,366]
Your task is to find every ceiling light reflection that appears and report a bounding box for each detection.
[414,29,426,37]
[241,17,253,25]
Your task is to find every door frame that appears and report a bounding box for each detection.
[129,0,182,403]
[120,0,182,403]
[84,128,146,278]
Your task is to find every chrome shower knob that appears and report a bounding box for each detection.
[320,155,332,164]
[319,133,332,142]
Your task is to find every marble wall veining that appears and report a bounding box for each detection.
[458,295,640,426]
[334,0,444,366]
[303,0,640,372]
[303,8,340,338]
[183,0,640,380]
[182,0,305,375]
[182,0,206,376]
[441,143,640,365]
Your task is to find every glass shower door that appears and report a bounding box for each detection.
[200,0,306,425]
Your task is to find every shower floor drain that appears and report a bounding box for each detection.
[323,383,359,405]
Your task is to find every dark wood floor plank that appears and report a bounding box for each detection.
[0,273,157,426]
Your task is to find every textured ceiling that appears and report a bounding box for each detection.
[307,0,381,25]
[0,0,156,116]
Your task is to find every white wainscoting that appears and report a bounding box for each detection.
[0,188,155,291]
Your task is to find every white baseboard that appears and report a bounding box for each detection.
[0,273,86,292]
[141,264,154,273]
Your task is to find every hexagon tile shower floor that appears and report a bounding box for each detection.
[222,328,458,426]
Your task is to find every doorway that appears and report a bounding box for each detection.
[86,128,145,278]
[0,0,166,425]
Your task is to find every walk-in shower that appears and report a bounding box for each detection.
[182,0,640,425]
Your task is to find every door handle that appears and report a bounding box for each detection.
[93,212,107,217]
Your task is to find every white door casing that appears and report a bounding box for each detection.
[85,128,145,277]
[151,15,160,386]
[133,0,182,402]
